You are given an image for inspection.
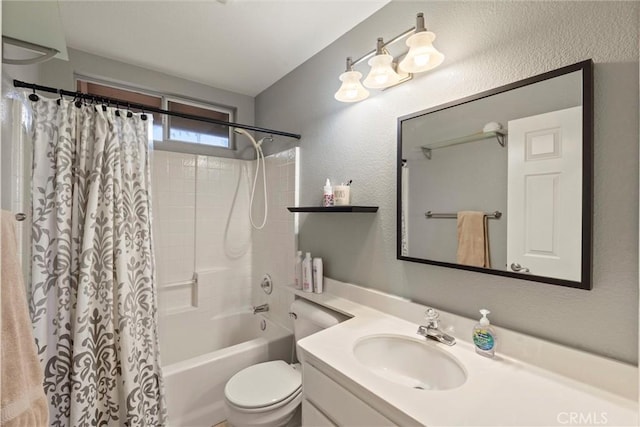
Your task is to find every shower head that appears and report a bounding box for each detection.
[257,136,274,145]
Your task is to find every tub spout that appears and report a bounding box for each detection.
[252,303,269,314]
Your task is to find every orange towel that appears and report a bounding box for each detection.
[1,211,49,426]
[456,211,491,268]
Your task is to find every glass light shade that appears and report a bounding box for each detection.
[334,70,369,103]
[363,54,401,89]
[398,31,444,73]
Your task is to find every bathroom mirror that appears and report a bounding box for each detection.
[397,60,593,289]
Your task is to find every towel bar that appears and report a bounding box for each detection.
[425,211,502,219]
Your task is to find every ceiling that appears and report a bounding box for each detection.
[50,0,389,97]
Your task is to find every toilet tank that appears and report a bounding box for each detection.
[290,299,348,342]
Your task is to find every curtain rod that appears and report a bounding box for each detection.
[13,80,302,140]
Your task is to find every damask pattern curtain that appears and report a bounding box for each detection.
[28,98,166,426]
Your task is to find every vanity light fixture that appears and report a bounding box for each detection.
[362,38,402,89]
[335,12,444,103]
[334,57,370,102]
[398,12,444,73]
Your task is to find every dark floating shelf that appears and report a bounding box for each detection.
[287,206,379,213]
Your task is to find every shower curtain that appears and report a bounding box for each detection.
[27,98,166,426]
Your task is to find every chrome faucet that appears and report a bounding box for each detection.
[416,308,456,346]
[252,303,269,314]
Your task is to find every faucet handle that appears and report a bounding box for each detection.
[424,307,440,327]
[425,307,439,320]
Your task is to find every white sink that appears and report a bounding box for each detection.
[352,334,467,391]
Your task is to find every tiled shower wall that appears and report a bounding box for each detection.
[153,150,252,317]
[251,149,298,329]
[153,148,297,330]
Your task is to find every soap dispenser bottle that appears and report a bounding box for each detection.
[322,179,334,207]
[472,309,497,358]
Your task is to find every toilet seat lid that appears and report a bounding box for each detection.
[225,361,302,409]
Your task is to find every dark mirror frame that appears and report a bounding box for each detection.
[396,60,593,290]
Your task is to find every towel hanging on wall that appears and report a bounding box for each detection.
[1,210,49,426]
[456,211,491,268]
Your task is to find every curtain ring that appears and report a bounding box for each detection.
[126,103,133,118]
[73,92,82,108]
[56,89,63,105]
[28,87,39,102]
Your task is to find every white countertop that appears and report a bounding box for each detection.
[293,284,638,426]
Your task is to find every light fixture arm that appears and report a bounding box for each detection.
[349,26,416,68]
[415,12,427,33]
[375,38,385,55]
[344,57,354,72]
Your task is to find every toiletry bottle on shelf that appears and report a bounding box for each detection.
[472,309,497,358]
[312,258,323,293]
[322,179,334,207]
[294,251,303,289]
[302,252,313,292]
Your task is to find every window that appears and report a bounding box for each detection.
[76,78,235,153]
[167,99,231,148]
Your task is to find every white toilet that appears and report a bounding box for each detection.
[223,299,346,427]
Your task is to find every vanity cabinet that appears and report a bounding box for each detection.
[302,362,395,426]
[301,399,336,426]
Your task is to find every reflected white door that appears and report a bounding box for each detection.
[507,106,582,281]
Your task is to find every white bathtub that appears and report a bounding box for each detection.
[161,312,293,427]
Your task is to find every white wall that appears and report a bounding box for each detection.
[255,1,639,364]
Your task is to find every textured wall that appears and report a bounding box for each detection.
[256,1,639,363]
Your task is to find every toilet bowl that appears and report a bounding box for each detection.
[224,361,302,427]
[223,299,348,427]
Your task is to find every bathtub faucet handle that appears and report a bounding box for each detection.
[252,303,269,314]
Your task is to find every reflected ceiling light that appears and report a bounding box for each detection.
[334,12,444,103]
[399,13,444,73]
[362,38,402,89]
[334,57,370,102]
